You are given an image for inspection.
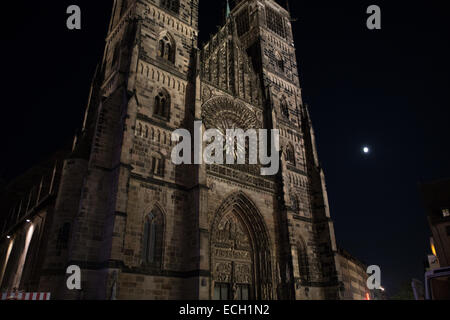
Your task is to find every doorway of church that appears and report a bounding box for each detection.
[214,282,251,301]
[210,193,274,300]
[211,211,254,300]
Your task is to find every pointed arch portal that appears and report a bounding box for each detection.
[210,192,274,300]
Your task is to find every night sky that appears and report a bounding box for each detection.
[1,1,449,297]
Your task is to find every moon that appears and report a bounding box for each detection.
[363,146,370,154]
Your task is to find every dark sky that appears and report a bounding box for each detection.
[1,1,449,297]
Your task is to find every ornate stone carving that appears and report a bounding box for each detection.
[200,19,262,106]
[235,263,252,284]
[210,192,274,300]
[214,262,232,283]
[202,96,261,131]
[202,96,267,176]
[215,214,251,251]
[202,86,212,102]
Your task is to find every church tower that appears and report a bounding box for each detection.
[224,0,340,299]
[40,0,201,299]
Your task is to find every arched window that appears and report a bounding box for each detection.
[298,242,310,284]
[158,34,175,63]
[286,144,295,164]
[266,7,287,38]
[112,44,121,67]
[275,51,285,73]
[151,153,165,177]
[291,195,300,212]
[154,89,171,120]
[142,208,164,266]
[281,99,289,119]
[143,214,156,263]
[136,123,143,137]
[161,0,180,14]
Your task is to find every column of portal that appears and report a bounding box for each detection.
[0,239,15,288]
[11,224,35,290]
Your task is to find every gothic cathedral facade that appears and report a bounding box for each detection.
[37,0,340,300]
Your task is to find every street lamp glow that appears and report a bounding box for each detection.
[431,243,437,256]
[7,235,11,239]
[26,219,31,223]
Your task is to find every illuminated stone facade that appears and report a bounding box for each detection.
[0,0,340,300]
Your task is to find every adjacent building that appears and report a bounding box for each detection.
[335,248,370,300]
[0,149,69,293]
[420,178,450,268]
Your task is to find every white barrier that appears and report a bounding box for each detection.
[1,292,51,300]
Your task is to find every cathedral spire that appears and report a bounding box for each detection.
[226,0,231,19]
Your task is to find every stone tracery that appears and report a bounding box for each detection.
[210,192,274,300]
[202,96,261,131]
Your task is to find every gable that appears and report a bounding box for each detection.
[200,20,262,107]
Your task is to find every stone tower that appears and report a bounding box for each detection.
[35,0,340,300]
[197,0,340,300]
[229,0,340,299]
